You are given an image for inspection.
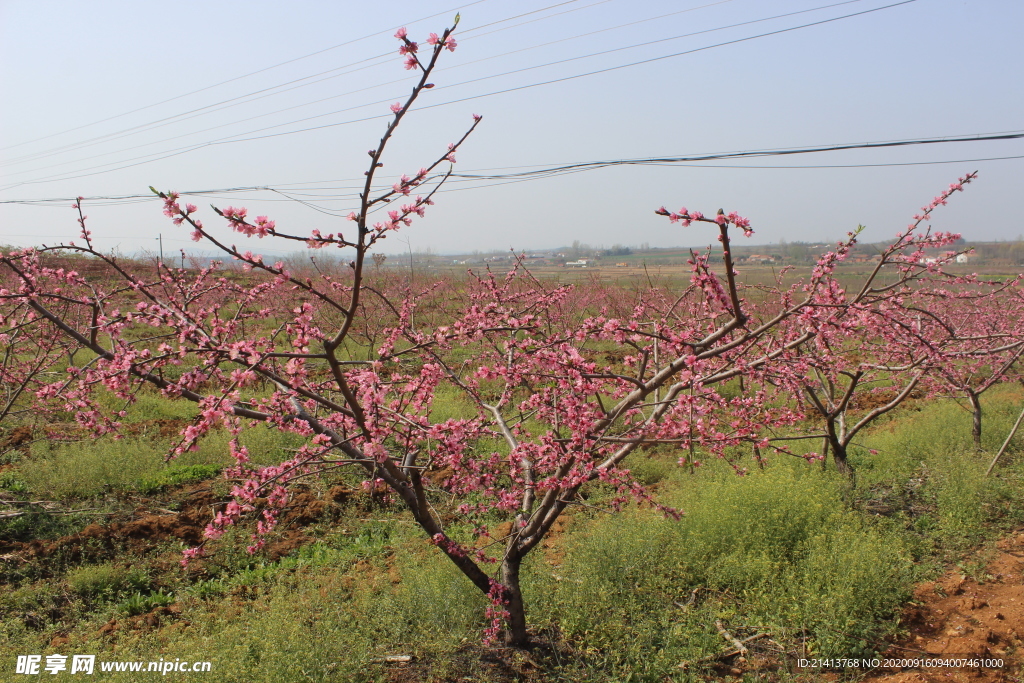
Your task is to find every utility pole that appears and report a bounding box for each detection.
[157,234,164,264]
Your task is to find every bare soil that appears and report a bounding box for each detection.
[861,529,1024,683]
[0,485,336,575]
[0,486,215,569]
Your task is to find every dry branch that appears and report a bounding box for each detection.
[679,632,769,669]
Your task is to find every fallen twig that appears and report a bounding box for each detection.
[679,632,768,669]
[673,586,703,609]
[370,655,413,663]
[715,619,748,657]
[0,506,109,520]
[550,574,583,584]
[0,499,60,506]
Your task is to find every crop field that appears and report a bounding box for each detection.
[2,253,1024,682]
[2,19,1023,682]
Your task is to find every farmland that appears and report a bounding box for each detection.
[2,19,1023,682]
[2,252,1024,681]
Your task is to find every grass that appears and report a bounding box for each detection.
[524,465,915,679]
[137,463,224,495]
[1,380,1024,681]
[13,423,304,500]
[66,563,150,601]
[850,383,1024,549]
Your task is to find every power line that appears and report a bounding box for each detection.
[444,132,1024,179]
[0,0,757,179]
[0,0,918,190]
[628,154,1024,169]
[193,0,918,152]
[439,0,739,67]
[3,132,1020,209]
[0,69,403,177]
[0,54,397,170]
[272,127,1024,181]
[1,0,610,170]
[428,0,875,107]
[0,0,495,153]
[464,0,595,32]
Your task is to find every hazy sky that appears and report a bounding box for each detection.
[1,0,1021,258]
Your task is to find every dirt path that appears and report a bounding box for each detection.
[863,529,1024,683]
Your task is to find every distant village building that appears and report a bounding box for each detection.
[565,259,589,267]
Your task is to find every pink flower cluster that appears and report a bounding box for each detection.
[426,32,457,51]
[483,580,511,645]
[220,206,276,238]
[395,27,457,73]
[655,206,753,236]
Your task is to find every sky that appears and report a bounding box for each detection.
[1,0,1022,259]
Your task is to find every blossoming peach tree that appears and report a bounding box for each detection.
[0,21,1000,645]
[920,287,1024,449]
[753,173,1021,480]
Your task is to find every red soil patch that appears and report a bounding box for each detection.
[0,425,34,454]
[3,419,189,453]
[263,491,326,561]
[474,515,571,567]
[0,486,216,566]
[95,604,191,641]
[122,418,191,439]
[1,486,339,570]
[863,529,1024,683]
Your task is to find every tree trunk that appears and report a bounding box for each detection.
[968,391,983,450]
[500,554,529,647]
[831,440,856,486]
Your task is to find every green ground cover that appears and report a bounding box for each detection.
[1,382,1023,681]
